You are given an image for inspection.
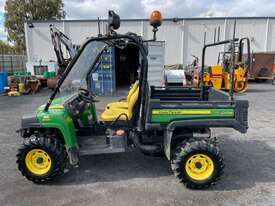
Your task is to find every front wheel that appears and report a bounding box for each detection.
[234,81,248,93]
[171,140,224,189]
[16,136,67,184]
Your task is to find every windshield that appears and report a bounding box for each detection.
[58,41,107,97]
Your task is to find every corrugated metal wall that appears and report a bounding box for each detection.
[25,17,275,66]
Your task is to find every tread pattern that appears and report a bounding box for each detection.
[171,140,224,189]
[16,136,67,184]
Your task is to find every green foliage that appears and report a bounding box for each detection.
[4,0,64,54]
[0,40,15,54]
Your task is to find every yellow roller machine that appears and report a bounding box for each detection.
[203,37,250,93]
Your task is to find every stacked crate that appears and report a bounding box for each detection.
[91,47,115,96]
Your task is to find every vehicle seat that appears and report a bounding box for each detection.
[100,85,139,122]
[106,81,139,110]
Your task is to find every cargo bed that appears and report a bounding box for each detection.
[145,86,248,133]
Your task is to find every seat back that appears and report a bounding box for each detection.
[127,84,139,119]
[126,81,139,102]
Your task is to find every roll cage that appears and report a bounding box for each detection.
[44,33,149,131]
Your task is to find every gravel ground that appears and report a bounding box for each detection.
[1,82,275,206]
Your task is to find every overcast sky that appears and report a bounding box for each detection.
[1,0,275,41]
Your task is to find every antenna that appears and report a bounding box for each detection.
[214,28,216,43]
[217,26,220,42]
[229,19,237,100]
[97,17,102,37]
[203,32,206,46]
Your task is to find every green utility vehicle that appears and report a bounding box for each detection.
[16,11,248,189]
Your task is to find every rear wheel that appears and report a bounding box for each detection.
[171,140,224,189]
[17,136,67,184]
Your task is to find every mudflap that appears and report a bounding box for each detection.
[163,129,173,160]
[66,146,79,165]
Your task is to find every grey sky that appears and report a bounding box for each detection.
[1,0,275,40]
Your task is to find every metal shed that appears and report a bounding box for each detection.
[25,17,275,68]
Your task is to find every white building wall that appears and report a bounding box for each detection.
[183,19,225,66]
[25,17,275,66]
[226,19,267,52]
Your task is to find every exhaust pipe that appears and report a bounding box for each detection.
[132,134,162,155]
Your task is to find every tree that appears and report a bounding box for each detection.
[4,0,64,54]
[0,40,15,54]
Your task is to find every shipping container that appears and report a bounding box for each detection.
[247,52,275,81]
[90,47,115,95]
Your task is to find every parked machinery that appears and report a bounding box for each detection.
[16,11,249,189]
[50,24,78,75]
[192,37,250,94]
[219,37,250,93]
[47,25,79,90]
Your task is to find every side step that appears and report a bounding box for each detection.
[78,135,126,156]
[79,144,125,156]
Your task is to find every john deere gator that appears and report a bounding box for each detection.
[16,11,249,189]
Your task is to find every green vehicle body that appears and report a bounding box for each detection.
[33,96,236,151]
[35,95,97,149]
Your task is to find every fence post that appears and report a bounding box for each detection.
[10,56,13,74]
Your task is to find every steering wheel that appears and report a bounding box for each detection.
[78,88,98,103]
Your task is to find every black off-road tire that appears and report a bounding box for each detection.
[171,140,224,189]
[16,136,67,184]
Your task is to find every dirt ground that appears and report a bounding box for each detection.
[1,82,275,206]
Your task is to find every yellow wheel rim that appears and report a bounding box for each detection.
[185,154,214,181]
[25,149,52,176]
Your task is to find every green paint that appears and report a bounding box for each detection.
[91,103,98,122]
[35,95,98,149]
[80,103,97,125]
[37,109,77,148]
[151,108,234,123]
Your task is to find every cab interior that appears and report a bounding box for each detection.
[93,44,140,125]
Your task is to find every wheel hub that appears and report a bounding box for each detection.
[195,162,202,169]
[185,154,214,181]
[25,149,52,175]
[36,157,43,164]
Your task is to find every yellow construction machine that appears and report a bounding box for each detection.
[201,38,250,93]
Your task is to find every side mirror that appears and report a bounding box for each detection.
[108,10,120,30]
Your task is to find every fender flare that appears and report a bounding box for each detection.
[163,118,246,160]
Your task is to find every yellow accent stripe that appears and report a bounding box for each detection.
[49,105,64,109]
[152,110,211,115]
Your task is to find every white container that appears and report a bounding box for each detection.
[147,41,165,86]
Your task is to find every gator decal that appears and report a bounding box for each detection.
[151,108,234,123]
[152,110,211,115]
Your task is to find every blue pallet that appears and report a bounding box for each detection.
[0,71,8,93]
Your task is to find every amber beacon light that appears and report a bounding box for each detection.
[150,10,162,40]
[150,10,162,27]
